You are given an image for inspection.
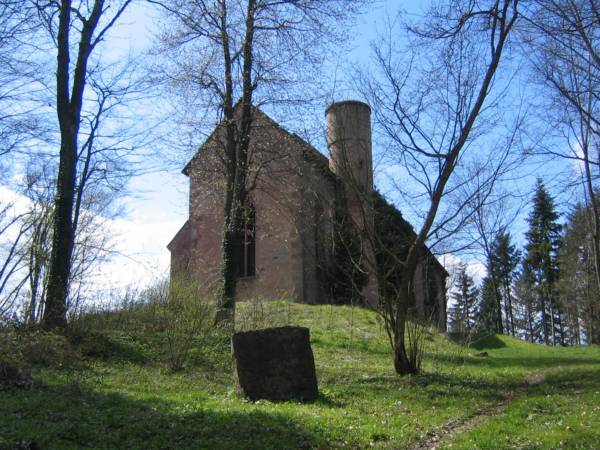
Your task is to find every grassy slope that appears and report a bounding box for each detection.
[1,302,599,449]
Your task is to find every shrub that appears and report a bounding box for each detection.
[0,326,79,368]
[71,277,218,370]
[405,313,432,374]
[0,327,23,368]
[72,286,151,333]
[66,329,120,359]
[235,297,295,332]
[147,276,216,371]
[22,330,79,366]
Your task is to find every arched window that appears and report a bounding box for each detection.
[235,202,256,277]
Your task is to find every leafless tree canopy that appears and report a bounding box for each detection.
[523,0,600,302]
[0,2,45,161]
[152,0,371,324]
[361,0,520,374]
[151,0,369,149]
[363,1,522,253]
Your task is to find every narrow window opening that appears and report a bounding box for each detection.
[235,202,256,278]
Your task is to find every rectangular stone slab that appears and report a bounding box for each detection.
[231,326,318,402]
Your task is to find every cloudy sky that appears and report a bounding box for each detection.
[2,1,578,299]
[91,0,404,290]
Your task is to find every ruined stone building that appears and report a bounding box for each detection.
[168,101,447,329]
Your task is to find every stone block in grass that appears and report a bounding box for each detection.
[232,326,318,402]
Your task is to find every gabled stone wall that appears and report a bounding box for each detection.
[169,108,336,303]
[168,103,447,327]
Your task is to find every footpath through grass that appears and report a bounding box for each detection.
[1,302,599,449]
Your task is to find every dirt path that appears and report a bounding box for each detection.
[408,370,549,450]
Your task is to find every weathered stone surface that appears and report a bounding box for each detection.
[232,326,318,402]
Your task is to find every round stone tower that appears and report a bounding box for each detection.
[326,100,378,307]
[326,100,373,195]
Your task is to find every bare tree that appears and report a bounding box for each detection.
[524,0,600,300]
[467,178,524,335]
[0,202,32,317]
[362,0,520,374]
[0,159,119,323]
[0,1,42,161]
[32,0,135,329]
[153,0,370,325]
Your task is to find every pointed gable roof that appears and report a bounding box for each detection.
[182,105,334,180]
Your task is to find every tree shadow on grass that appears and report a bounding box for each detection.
[446,332,508,350]
[0,382,325,450]
[428,352,600,371]
[332,350,598,407]
[538,365,600,391]
[331,369,506,399]
[69,331,155,365]
[469,333,507,350]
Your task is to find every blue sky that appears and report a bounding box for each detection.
[2,0,577,293]
[100,0,578,290]
[99,0,411,289]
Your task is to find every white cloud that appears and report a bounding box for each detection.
[0,170,189,294]
[89,170,189,290]
[439,253,487,285]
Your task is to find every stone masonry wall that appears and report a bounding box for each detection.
[171,109,333,303]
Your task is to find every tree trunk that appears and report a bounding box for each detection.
[27,223,45,323]
[393,333,418,375]
[590,303,595,345]
[215,0,256,326]
[527,305,534,342]
[487,266,504,334]
[540,292,550,345]
[216,176,242,325]
[391,275,420,375]
[557,307,565,346]
[495,286,504,334]
[393,301,418,375]
[505,285,515,336]
[43,130,77,329]
[503,290,510,336]
[42,0,107,329]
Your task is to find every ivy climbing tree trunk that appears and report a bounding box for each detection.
[153,0,370,328]
[42,0,132,329]
[215,0,256,325]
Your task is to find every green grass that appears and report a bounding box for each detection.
[1,302,599,449]
[444,358,600,449]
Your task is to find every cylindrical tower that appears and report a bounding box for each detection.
[326,100,378,307]
[326,100,373,194]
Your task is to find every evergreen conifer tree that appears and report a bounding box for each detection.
[490,231,520,335]
[558,202,600,345]
[449,263,479,335]
[522,179,563,345]
[514,266,539,342]
[477,276,501,333]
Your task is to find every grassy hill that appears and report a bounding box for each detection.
[2,301,599,449]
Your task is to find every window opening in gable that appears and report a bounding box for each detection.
[235,202,256,278]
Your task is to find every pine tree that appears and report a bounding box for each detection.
[490,231,520,336]
[449,263,479,335]
[477,276,501,333]
[514,266,539,342]
[558,202,600,345]
[522,179,563,345]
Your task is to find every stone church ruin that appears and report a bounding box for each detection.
[168,101,447,329]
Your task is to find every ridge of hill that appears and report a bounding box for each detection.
[1,301,599,449]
